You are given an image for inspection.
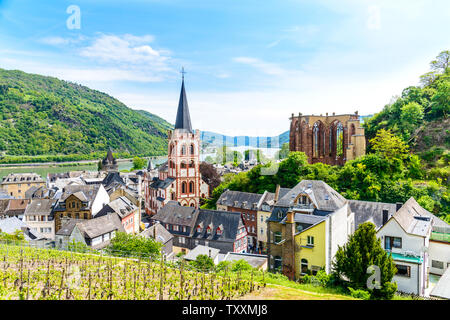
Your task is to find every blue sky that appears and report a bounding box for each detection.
[0,0,449,136]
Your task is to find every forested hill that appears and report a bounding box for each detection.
[364,50,449,163]
[0,68,173,159]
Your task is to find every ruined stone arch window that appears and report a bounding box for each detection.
[329,126,333,156]
[313,122,319,158]
[336,122,344,157]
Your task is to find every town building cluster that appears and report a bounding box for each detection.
[0,74,448,299]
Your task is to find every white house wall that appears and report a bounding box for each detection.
[92,185,110,216]
[429,241,450,275]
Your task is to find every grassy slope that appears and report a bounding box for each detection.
[0,68,172,158]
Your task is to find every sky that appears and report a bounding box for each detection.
[0,0,449,136]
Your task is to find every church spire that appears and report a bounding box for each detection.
[174,67,193,133]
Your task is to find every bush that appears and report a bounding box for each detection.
[348,287,371,300]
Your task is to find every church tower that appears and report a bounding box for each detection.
[167,70,203,207]
[144,69,209,216]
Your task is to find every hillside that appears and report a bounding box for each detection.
[0,68,173,160]
[363,51,449,165]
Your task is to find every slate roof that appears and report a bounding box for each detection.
[401,197,448,229]
[191,209,244,243]
[56,219,84,236]
[102,172,125,188]
[276,180,347,212]
[150,177,175,190]
[96,196,137,219]
[222,252,268,269]
[77,214,124,239]
[217,189,265,211]
[141,222,173,244]
[0,217,44,240]
[59,185,101,203]
[184,245,220,261]
[348,200,397,230]
[392,198,432,237]
[174,77,192,132]
[1,173,44,185]
[102,148,117,165]
[152,202,198,228]
[24,199,57,216]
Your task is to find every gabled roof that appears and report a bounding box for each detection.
[217,190,265,211]
[5,199,30,214]
[391,198,432,237]
[59,185,101,203]
[152,202,198,227]
[184,245,220,261]
[348,200,397,230]
[192,209,244,243]
[24,199,57,216]
[174,78,192,132]
[140,222,173,244]
[96,196,137,219]
[77,214,124,239]
[56,219,84,236]
[222,252,267,269]
[102,172,125,188]
[0,217,44,240]
[276,180,346,212]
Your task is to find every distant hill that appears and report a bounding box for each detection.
[0,68,173,158]
[200,130,289,149]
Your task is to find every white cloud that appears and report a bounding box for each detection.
[79,34,171,71]
[233,57,287,76]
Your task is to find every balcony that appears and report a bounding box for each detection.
[386,250,423,264]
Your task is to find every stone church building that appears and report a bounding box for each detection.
[144,73,209,216]
[289,112,366,166]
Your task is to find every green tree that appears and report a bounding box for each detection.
[332,222,397,299]
[430,50,450,73]
[399,102,424,140]
[369,129,409,161]
[132,156,146,170]
[191,254,215,272]
[106,232,162,258]
[277,142,290,159]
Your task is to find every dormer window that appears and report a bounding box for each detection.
[196,225,202,233]
[207,226,212,234]
[216,226,223,235]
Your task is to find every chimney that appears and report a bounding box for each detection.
[286,210,294,224]
[274,184,281,203]
[382,210,389,226]
[396,202,403,211]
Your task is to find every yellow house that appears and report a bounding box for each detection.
[0,173,45,199]
[267,180,353,280]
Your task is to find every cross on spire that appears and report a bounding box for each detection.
[180,67,187,81]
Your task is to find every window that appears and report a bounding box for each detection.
[336,122,344,157]
[196,225,202,233]
[396,264,411,277]
[274,231,282,243]
[313,122,319,158]
[207,227,211,234]
[216,227,223,235]
[179,237,185,244]
[307,236,314,246]
[182,182,187,194]
[385,236,402,250]
[301,259,308,275]
[173,225,179,231]
[189,181,194,193]
[432,260,444,269]
[190,144,195,155]
[181,144,186,155]
[181,162,187,169]
[84,213,88,219]
[189,160,195,168]
[260,228,264,234]
[273,256,282,269]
